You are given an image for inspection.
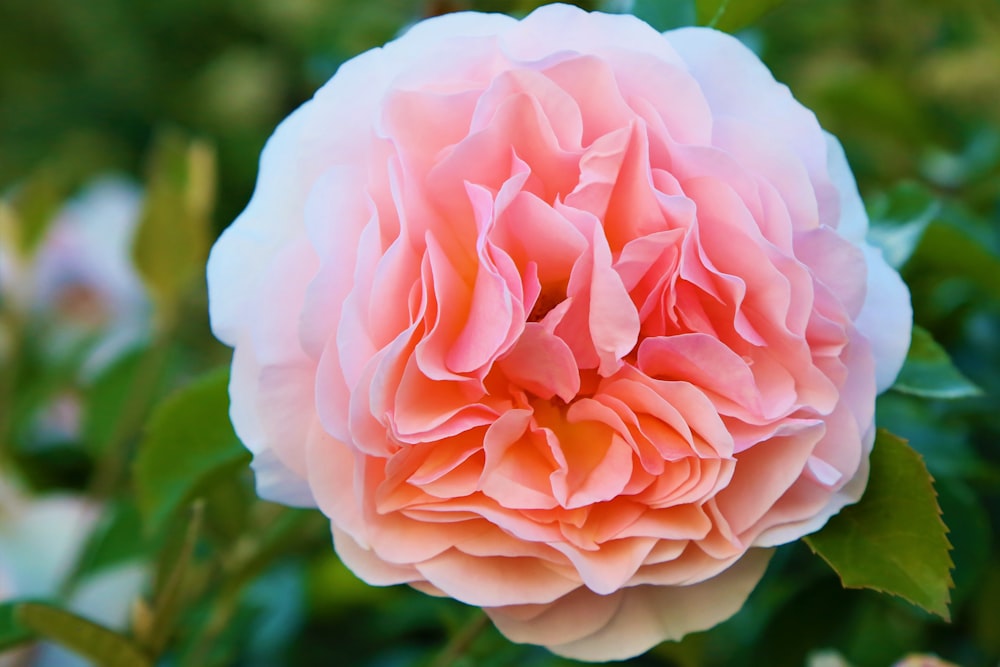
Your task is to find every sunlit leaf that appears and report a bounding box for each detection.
[695,0,785,32]
[7,168,67,255]
[133,367,249,533]
[892,326,981,399]
[15,602,152,667]
[805,431,953,619]
[132,131,215,326]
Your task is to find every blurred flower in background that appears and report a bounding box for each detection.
[1,176,150,455]
[0,476,147,667]
[1,176,149,375]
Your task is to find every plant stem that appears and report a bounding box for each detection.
[428,611,490,667]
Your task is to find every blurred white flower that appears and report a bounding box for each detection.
[0,477,148,667]
[1,176,150,376]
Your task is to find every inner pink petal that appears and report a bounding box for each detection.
[536,401,635,510]
[497,323,581,402]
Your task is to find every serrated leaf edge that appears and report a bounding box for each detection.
[804,432,955,620]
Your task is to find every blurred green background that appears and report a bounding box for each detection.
[0,0,998,666]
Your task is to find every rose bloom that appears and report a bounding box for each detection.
[208,4,911,660]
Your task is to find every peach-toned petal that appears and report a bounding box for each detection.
[497,323,580,402]
[550,537,658,595]
[416,550,581,607]
[487,586,623,647]
[548,549,773,661]
[332,527,422,587]
[585,222,641,376]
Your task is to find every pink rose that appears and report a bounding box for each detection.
[208,4,911,660]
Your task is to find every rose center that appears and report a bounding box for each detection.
[527,288,564,323]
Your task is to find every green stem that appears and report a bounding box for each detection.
[428,611,490,667]
[179,581,241,667]
[707,0,732,28]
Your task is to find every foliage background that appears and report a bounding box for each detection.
[0,0,998,665]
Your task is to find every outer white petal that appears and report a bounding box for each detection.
[207,105,315,347]
[825,132,912,391]
[664,27,837,221]
[251,448,317,507]
[856,244,912,391]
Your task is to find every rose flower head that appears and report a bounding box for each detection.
[208,4,912,660]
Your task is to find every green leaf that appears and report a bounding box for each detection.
[892,326,981,399]
[7,167,68,255]
[133,131,215,325]
[866,182,939,270]
[15,602,152,667]
[133,367,250,533]
[600,0,696,31]
[0,601,36,651]
[908,206,1000,304]
[804,431,954,619]
[696,0,785,32]
[83,347,148,455]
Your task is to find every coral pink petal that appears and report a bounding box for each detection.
[416,550,581,607]
[555,550,772,661]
